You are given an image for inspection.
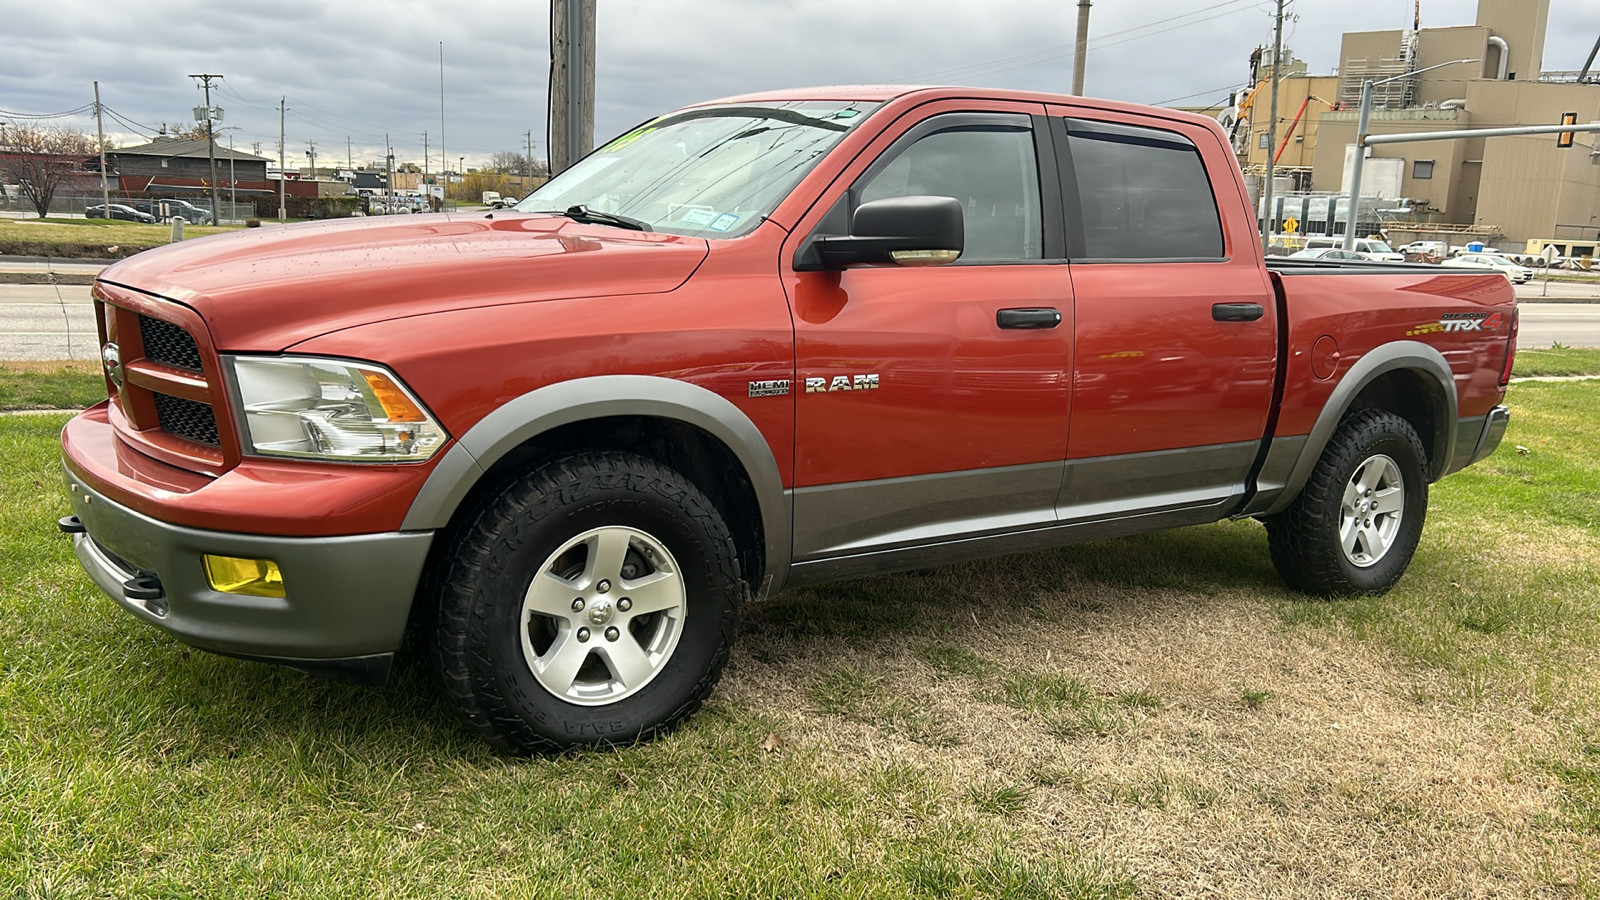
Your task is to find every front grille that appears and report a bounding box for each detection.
[139,314,203,372]
[153,392,220,447]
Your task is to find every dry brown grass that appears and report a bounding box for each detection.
[723,523,1599,898]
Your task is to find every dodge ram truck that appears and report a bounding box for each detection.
[60,85,1516,753]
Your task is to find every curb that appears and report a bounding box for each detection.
[0,272,98,285]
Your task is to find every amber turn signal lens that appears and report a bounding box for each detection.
[203,555,286,598]
[362,370,428,423]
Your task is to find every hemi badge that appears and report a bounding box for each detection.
[748,379,791,398]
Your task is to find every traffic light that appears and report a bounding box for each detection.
[1558,112,1577,148]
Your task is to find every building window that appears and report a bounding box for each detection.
[1413,159,1434,180]
[1258,133,1271,149]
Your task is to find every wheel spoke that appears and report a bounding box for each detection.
[598,637,655,689]
[1372,486,1404,515]
[583,529,632,586]
[1343,479,1362,510]
[1357,459,1386,492]
[1360,521,1386,556]
[1341,516,1362,556]
[535,631,590,694]
[622,570,682,616]
[524,570,580,617]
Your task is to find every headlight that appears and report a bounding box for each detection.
[225,356,448,462]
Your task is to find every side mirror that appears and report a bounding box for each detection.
[809,195,964,269]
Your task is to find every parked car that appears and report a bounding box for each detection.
[1400,240,1449,258]
[62,85,1516,753]
[1303,236,1405,261]
[125,199,215,225]
[1441,253,1533,283]
[1287,248,1374,261]
[85,204,157,224]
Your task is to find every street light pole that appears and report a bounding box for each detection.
[1342,58,1478,249]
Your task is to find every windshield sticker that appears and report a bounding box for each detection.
[708,213,741,232]
[680,208,717,226]
[602,122,660,153]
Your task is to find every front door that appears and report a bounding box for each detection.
[782,104,1075,563]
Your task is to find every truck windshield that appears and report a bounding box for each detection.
[515,101,879,238]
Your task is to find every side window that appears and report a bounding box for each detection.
[859,125,1042,262]
[1065,119,1224,260]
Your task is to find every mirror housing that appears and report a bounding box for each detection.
[805,195,964,270]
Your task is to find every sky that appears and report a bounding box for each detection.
[2,0,1597,172]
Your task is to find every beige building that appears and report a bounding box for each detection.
[1306,0,1600,249]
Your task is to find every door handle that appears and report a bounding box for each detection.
[997,308,1062,329]
[1212,302,1265,322]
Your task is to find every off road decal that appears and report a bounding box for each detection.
[1407,311,1501,336]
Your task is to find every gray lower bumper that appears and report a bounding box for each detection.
[64,468,434,683]
[1446,405,1510,475]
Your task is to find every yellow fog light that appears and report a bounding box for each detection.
[203,555,285,598]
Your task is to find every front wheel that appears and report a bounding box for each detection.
[433,451,743,753]
[1265,409,1429,597]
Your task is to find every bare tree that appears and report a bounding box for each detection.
[489,150,528,175]
[0,125,98,218]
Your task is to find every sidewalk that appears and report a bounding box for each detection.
[0,257,108,286]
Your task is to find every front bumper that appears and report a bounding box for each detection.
[64,467,434,684]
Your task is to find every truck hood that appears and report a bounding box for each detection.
[97,212,710,350]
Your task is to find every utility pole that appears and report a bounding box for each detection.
[305,139,317,182]
[549,0,596,173]
[439,42,446,207]
[526,130,534,196]
[385,133,394,212]
[92,81,110,216]
[188,73,223,228]
[423,131,430,200]
[228,134,236,224]
[278,96,287,223]
[1072,0,1092,96]
[347,136,352,172]
[1260,0,1284,254]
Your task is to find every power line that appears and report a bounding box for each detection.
[0,104,96,120]
[899,0,1257,83]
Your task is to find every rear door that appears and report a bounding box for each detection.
[1045,108,1278,520]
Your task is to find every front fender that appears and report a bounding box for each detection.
[400,374,791,591]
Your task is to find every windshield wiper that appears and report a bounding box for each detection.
[535,204,651,231]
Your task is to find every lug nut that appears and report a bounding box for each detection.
[596,579,611,594]
[605,626,620,642]
[577,627,591,642]
[571,598,585,612]
[618,597,632,612]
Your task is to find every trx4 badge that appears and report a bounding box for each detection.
[804,374,880,393]
[1407,311,1502,336]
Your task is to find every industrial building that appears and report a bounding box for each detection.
[1213,0,1600,258]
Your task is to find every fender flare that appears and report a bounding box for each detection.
[401,375,791,590]
[1259,340,1457,517]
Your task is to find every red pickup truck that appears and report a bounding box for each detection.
[60,86,1515,752]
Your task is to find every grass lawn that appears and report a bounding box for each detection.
[0,217,245,259]
[3,379,1599,896]
[0,361,104,411]
[1516,346,1600,378]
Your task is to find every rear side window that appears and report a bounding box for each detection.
[1065,119,1224,260]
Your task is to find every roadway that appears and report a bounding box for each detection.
[2,282,1598,361]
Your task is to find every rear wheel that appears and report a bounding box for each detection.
[1266,409,1428,597]
[433,451,743,753]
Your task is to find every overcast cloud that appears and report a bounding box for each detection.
[2,0,1596,171]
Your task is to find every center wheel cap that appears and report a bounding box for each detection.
[586,598,614,626]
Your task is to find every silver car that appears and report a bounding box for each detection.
[1440,253,1533,283]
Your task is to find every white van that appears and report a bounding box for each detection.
[1304,236,1404,262]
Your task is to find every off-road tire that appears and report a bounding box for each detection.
[1265,408,1428,598]
[433,451,742,753]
